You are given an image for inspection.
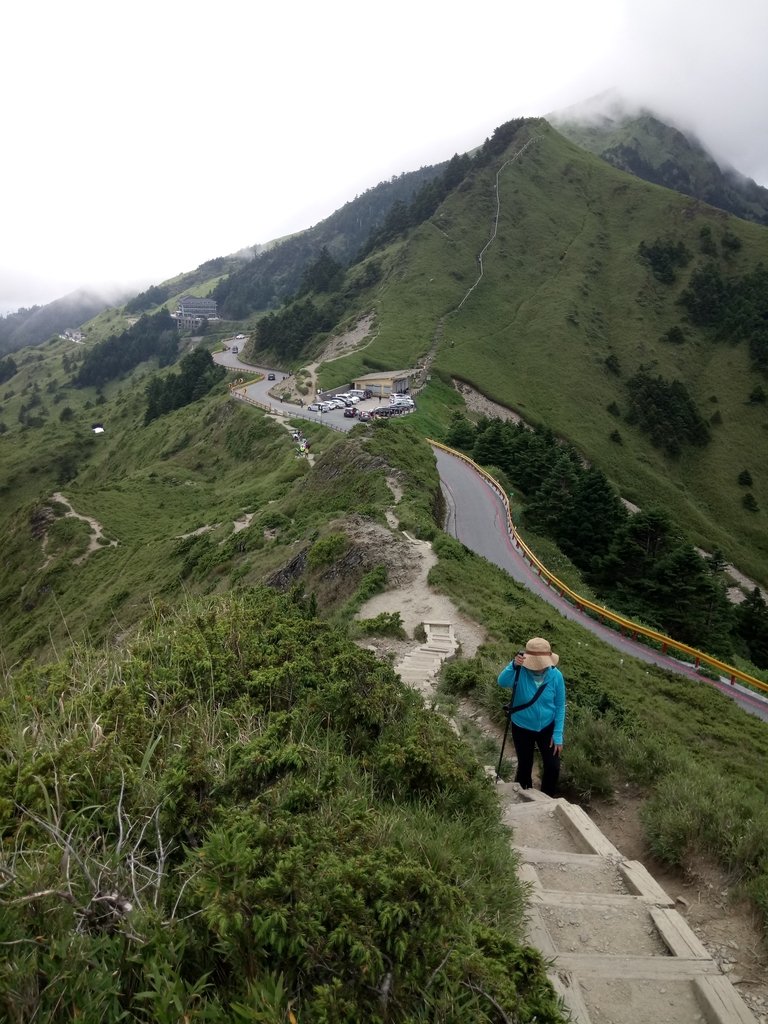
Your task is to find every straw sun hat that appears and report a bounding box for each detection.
[522,637,559,671]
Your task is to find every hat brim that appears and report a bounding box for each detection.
[523,652,559,671]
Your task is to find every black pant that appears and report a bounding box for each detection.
[511,719,560,796]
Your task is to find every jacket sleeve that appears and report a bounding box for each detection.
[497,663,517,689]
[553,670,566,745]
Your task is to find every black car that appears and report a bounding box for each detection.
[267,373,276,381]
[343,407,357,418]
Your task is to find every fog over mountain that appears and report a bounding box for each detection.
[3,0,767,313]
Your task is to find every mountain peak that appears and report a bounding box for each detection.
[551,94,768,225]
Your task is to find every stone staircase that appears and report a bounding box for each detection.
[394,620,458,696]
[497,784,757,1024]
[393,621,757,1023]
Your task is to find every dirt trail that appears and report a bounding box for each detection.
[49,492,118,566]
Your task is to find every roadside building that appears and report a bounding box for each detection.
[174,295,219,328]
[350,369,418,397]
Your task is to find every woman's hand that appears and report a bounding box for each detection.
[550,742,563,756]
[513,652,525,667]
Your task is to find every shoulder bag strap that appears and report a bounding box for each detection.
[510,681,548,714]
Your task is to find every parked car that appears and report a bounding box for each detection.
[235,334,245,340]
[358,410,371,422]
[343,407,357,418]
[267,373,276,380]
[308,403,320,412]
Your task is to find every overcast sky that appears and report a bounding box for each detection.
[3,0,767,313]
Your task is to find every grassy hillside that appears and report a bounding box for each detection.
[0,586,565,1023]
[0,332,337,663]
[324,118,768,585]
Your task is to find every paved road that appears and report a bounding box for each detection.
[434,445,768,723]
[213,345,406,433]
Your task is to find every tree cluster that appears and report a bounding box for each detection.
[123,282,170,315]
[638,237,691,283]
[144,348,225,424]
[0,355,17,384]
[74,312,178,389]
[625,371,710,456]
[124,258,234,315]
[296,246,344,296]
[679,262,768,373]
[444,416,746,657]
[254,296,342,361]
[0,306,40,355]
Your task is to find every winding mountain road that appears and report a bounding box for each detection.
[434,445,768,723]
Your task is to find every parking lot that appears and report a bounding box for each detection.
[306,392,415,429]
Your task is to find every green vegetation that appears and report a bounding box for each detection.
[213,164,447,320]
[0,290,124,355]
[74,311,178,388]
[0,355,17,383]
[554,110,768,225]
[321,118,768,584]
[144,348,226,423]
[0,588,563,1023]
[442,414,752,658]
[638,237,691,283]
[124,255,237,315]
[679,262,768,372]
[624,371,710,455]
[355,610,408,638]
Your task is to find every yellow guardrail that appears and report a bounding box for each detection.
[429,439,768,697]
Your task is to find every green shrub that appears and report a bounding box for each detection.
[308,531,349,568]
[442,657,489,695]
[356,612,407,638]
[0,587,564,1022]
[357,565,388,601]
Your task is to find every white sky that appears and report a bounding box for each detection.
[3,0,768,312]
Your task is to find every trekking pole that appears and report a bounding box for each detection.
[495,706,512,782]
[495,657,522,782]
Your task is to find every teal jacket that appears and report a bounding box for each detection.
[497,663,566,745]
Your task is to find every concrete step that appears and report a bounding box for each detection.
[496,789,758,1023]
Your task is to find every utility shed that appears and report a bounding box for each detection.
[351,369,418,397]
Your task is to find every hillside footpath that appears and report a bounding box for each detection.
[355,509,768,1024]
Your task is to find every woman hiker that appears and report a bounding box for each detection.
[497,637,566,796]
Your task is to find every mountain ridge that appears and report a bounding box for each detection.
[551,93,768,224]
